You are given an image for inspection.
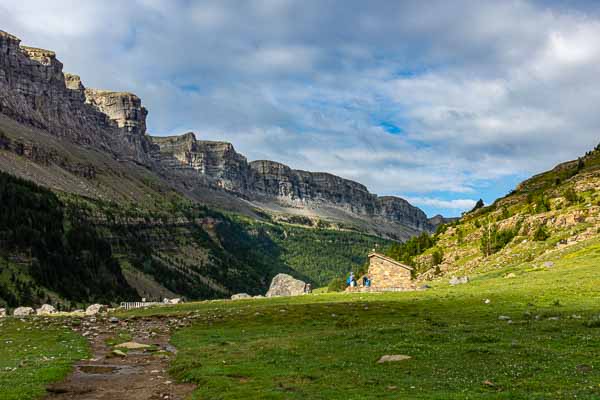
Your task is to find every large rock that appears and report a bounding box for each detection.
[36,304,57,315]
[266,274,308,297]
[85,304,108,316]
[231,293,252,300]
[13,307,35,317]
[0,308,6,318]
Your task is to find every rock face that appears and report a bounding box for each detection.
[0,31,156,163]
[13,306,35,316]
[150,132,438,233]
[266,274,308,297]
[36,304,57,315]
[0,29,447,238]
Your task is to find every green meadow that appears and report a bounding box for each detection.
[2,237,600,399]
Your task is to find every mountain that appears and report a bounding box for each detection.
[0,29,441,241]
[0,29,442,307]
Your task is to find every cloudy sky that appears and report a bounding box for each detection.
[2,0,599,217]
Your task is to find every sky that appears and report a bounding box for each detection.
[1,0,600,217]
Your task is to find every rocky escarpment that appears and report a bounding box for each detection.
[0,29,444,237]
[0,31,155,164]
[150,132,438,232]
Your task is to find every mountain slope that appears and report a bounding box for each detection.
[392,145,600,282]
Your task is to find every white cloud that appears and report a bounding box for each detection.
[1,0,600,215]
[406,197,477,211]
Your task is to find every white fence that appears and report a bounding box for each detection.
[119,301,162,310]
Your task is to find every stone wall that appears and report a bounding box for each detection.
[368,255,413,289]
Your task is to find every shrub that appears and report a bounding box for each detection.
[431,248,444,266]
[533,225,550,241]
[564,187,579,204]
[480,223,518,256]
[327,277,346,293]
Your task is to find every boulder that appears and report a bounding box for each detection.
[449,276,469,285]
[266,274,308,297]
[0,308,6,318]
[36,304,57,315]
[85,304,108,316]
[231,293,252,300]
[13,307,35,317]
[377,354,412,363]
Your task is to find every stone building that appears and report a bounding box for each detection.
[365,252,414,291]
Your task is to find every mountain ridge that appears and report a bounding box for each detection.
[0,29,449,240]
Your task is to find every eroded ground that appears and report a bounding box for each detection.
[45,315,196,400]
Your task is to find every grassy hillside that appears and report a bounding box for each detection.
[380,144,600,283]
[111,235,600,399]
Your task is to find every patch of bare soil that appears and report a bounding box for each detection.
[45,315,196,400]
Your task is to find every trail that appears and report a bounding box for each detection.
[45,315,196,400]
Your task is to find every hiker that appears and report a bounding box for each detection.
[347,272,356,287]
[362,275,371,287]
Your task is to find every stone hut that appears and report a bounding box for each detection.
[366,252,414,291]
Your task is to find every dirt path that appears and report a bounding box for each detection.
[45,315,196,400]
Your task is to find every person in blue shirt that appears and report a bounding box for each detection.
[347,272,356,287]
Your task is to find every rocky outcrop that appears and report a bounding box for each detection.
[150,132,439,232]
[0,30,156,163]
[266,273,308,297]
[84,89,147,136]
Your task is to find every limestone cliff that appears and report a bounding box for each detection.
[149,131,438,232]
[0,29,443,238]
[0,30,155,163]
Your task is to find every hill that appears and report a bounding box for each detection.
[377,143,600,284]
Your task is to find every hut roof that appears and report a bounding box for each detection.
[368,252,413,271]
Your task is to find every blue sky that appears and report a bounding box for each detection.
[2,1,600,217]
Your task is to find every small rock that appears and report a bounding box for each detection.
[231,293,252,300]
[0,308,6,318]
[547,316,560,321]
[576,364,592,373]
[377,354,411,363]
[505,273,516,279]
[543,261,555,268]
[115,341,151,350]
[13,307,35,317]
[112,349,127,357]
[484,299,491,304]
[498,315,511,321]
[449,276,469,285]
[109,317,119,324]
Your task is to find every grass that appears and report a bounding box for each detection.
[112,236,600,399]
[0,318,89,400]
